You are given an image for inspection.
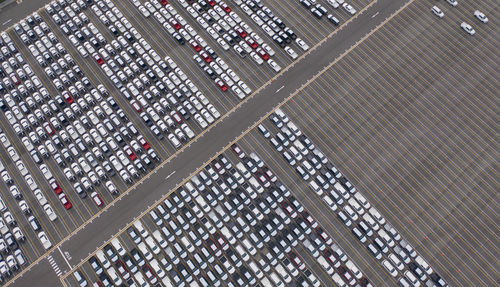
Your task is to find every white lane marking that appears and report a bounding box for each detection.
[58,246,73,269]
[2,19,12,26]
[275,85,285,93]
[165,170,176,180]
[372,11,380,18]
[47,256,62,276]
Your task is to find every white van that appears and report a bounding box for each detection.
[415,255,433,274]
[322,195,337,211]
[317,255,334,275]
[378,229,395,247]
[111,238,125,256]
[95,250,110,269]
[235,162,251,178]
[149,259,165,278]
[275,263,292,283]
[248,261,263,279]
[137,242,153,260]
[220,226,236,245]
[309,180,323,196]
[334,182,350,199]
[404,270,421,287]
[234,244,249,262]
[345,260,362,279]
[354,192,371,209]
[382,260,398,277]
[369,207,386,224]
[248,177,264,193]
[145,236,161,255]
[133,220,149,238]
[269,272,284,287]
[180,236,195,253]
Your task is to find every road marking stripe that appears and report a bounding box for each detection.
[57,246,72,270]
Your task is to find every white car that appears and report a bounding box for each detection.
[207,104,220,118]
[139,6,151,17]
[194,114,208,129]
[237,80,251,95]
[43,204,58,221]
[446,0,457,7]
[268,59,281,72]
[431,6,444,18]
[474,10,488,23]
[38,231,52,250]
[295,38,309,51]
[460,22,475,35]
[181,124,195,139]
[342,3,356,15]
[284,46,298,59]
[327,0,339,8]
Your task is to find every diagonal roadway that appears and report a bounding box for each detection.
[9,0,411,286]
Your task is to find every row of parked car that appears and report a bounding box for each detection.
[0,2,163,269]
[258,109,449,287]
[133,0,255,97]
[73,143,373,287]
[234,0,311,59]
[80,0,224,146]
[174,0,285,73]
[19,5,157,201]
[300,0,356,22]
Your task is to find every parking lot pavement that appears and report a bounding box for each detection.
[237,131,396,286]
[63,141,381,287]
[6,0,490,285]
[270,0,498,286]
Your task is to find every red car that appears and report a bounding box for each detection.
[262,167,277,182]
[246,38,258,49]
[131,100,142,112]
[281,202,297,218]
[211,160,225,174]
[316,227,333,245]
[142,265,158,284]
[256,47,269,60]
[125,146,136,160]
[43,122,55,136]
[116,261,130,280]
[207,0,216,7]
[169,18,181,30]
[159,0,167,5]
[200,51,212,63]
[214,233,229,251]
[215,78,227,92]
[92,53,104,65]
[220,2,231,12]
[170,111,182,124]
[324,249,341,268]
[49,179,62,194]
[59,193,72,210]
[207,238,222,257]
[63,92,74,104]
[302,211,318,228]
[91,192,104,207]
[257,172,270,188]
[234,26,247,38]
[189,40,201,52]
[10,74,20,85]
[231,144,245,158]
[289,252,305,270]
[138,135,151,150]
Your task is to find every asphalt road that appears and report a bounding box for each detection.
[0,0,52,28]
[8,0,411,286]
